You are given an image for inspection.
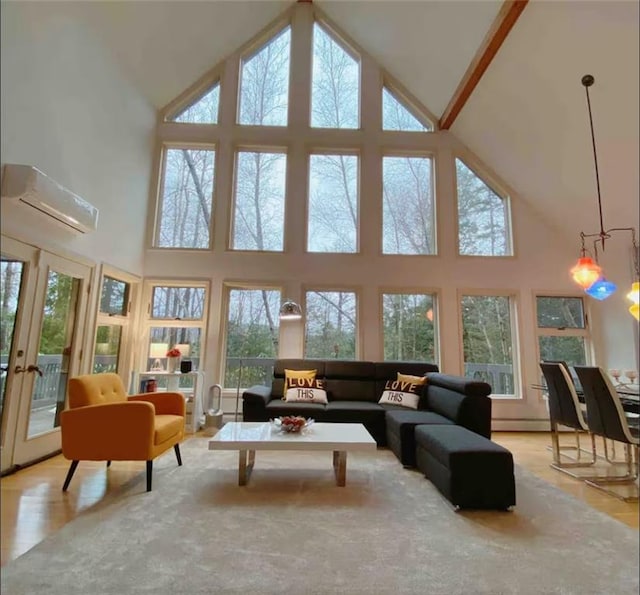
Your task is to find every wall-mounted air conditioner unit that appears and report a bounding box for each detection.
[1,164,99,234]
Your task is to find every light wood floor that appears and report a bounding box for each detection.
[1,431,638,567]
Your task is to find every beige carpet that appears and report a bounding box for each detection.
[2,437,638,595]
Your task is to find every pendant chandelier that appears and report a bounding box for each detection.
[569,74,639,319]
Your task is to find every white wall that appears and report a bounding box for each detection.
[0,2,155,275]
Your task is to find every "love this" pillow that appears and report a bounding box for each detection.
[284,378,328,404]
[378,379,423,409]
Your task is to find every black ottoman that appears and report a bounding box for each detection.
[415,425,516,510]
[386,410,454,467]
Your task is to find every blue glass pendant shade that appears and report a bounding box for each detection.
[585,278,617,300]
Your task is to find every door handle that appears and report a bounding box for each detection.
[14,365,44,377]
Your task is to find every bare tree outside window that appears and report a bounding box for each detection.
[456,159,510,256]
[382,88,431,131]
[157,148,214,249]
[232,151,286,251]
[308,154,358,252]
[382,293,437,362]
[305,290,357,359]
[461,294,515,396]
[311,23,359,129]
[536,296,588,368]
[383,156,435,254]
[173,83,220,124]
[238,27,291,126]
[151,286,205,320]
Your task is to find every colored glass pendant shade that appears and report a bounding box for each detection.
[585,278,617,300]
[630,303,640,321]
[626,281,640,305]
[570,257,602,289]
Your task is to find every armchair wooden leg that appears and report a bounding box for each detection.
[106,461,111,468]
[146,460,153,492]
[174,444,182,466]
[62,461,79,492]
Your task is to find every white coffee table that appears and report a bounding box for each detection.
[208,422,377,486]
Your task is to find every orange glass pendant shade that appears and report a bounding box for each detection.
[630,303,640,321]
[570,257,602,289]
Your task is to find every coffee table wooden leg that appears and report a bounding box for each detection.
[239,449,255,486]
[333,450,347,486]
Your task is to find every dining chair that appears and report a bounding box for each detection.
[574,365,639,502]
[539,362,597,477]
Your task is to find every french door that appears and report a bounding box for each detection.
[1,236,93,472]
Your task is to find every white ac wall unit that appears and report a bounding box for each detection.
[1,164,99,234]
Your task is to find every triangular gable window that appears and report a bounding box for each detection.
[172,83,220,124]
[382,87,432,131]
[311,23,360,129]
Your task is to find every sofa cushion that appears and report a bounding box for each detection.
[386,410,454,466]
[154,415,184,445]
[265,401,327,419]
[324,400,385,420]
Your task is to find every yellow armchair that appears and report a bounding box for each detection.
[61,373,186,492]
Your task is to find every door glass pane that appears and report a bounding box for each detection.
[0,259,25,436]
[93,325,122,373]
[28,270,81,438]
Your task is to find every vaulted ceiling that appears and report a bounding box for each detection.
[50,1,640,247]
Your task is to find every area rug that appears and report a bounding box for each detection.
[2,438,638,595]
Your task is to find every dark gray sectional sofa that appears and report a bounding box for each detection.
[243,358,516,510]
[242,359,492,447]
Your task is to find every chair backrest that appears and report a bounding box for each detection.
[68,373,127,409]
[573,366,636,444]
[540,362,587,430]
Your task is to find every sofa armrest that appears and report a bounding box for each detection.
[242,384,274,406]
[424,373,492,438]
[128,392,186,416]
[61,401,156,460]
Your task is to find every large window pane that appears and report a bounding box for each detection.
[456,158,511,256]
[232,151,286,251]
[224,289,280,389]
[238,27,290,126]
[461,295,515,396]
[308,154,358,253]
[538,336,587,368]
[305,291,357,359]
[157,148,215,249]
[311,23,359,129]
[151,286,205,320]
[383,156,435,254]
[383,293,437,362]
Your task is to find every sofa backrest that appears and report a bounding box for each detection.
[425,373,492,437]
[270,359,440,404]
[324,361,376,402]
